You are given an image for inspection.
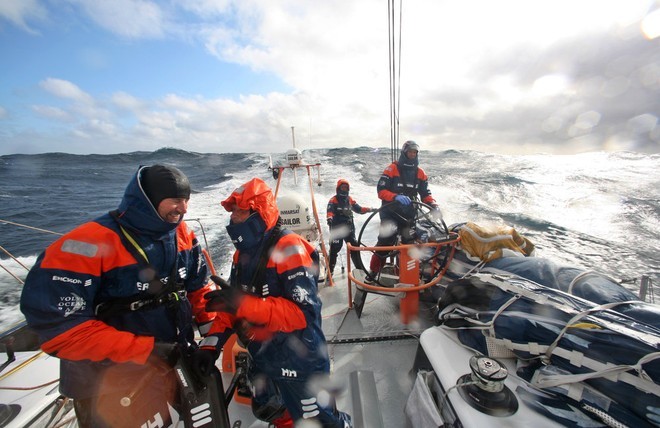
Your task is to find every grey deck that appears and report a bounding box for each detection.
[222,270,434,427]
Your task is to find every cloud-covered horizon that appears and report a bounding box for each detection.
[1,0,658,155]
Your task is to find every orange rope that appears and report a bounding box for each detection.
[202,248,217,276]
[305,165,334,286]
[0,378,59,390]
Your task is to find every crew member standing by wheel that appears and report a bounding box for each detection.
[369,141,440,276]
[326,179,375,276]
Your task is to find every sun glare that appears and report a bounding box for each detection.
[532,74,570,98]
[642,8,660,39]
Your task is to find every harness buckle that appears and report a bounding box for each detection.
[129,299,148,311]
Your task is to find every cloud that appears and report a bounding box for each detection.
[0,0,46,34]
[72,119,118,138]
[112,92,146,112]
[177,1,659,154]
[32,105,73,122]
[30,79,119,143]
[2,0,659,155]
[176,0,232,17]
[39,78,94,104]
[66,0,166,38]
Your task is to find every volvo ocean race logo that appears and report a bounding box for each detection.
[58,293,87,317]
[291,285,312,304]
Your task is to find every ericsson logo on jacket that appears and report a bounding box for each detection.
[136,267,188,291]
[52,275,92,287]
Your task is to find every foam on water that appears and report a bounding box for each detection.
[1,148,658,326]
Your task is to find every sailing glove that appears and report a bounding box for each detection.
[150,342,179,366]
[205,275,242,314]
[209,274,230,289]
[395,195,411,206]
[233,319,256,347]
[327,218,333,227]
[190,347,219,379]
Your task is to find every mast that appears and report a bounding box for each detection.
[269,127,334,285]
[388,0,403,162]
[291,126,298,183]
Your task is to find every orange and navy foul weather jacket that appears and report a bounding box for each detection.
[377,161,435,205]
[326,195,369,226]
[327,178,370,227]
[376,160,437,227]
[210,229,328,380]
[20,167,216,399]
[213,178,329,380]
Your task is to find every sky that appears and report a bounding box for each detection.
[1,0,659,156]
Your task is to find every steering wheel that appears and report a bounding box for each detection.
[355,201,451,285]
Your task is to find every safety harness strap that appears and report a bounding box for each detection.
[232,218,284,293]
[94,211,183,319]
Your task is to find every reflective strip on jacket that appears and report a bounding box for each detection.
[326,195,369,225]
[19,166,216,398]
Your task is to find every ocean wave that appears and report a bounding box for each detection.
[1,147,658,326]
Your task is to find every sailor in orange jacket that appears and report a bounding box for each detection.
[20,165,221,426]
[326,179,375,275]
[369,141,440,275]
[205,178,351,428]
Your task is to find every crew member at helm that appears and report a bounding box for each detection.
[326,179,375,276]
[205,178,352,428]
[369,140,440,276]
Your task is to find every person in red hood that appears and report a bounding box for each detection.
[204,178,352,428]
[326,179,375,276]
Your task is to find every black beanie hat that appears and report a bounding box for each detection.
[140,164,191,209]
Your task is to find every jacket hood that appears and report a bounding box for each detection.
[221,178,279,230]
[398,151,419,169]
[115,166,181,236]
[336,178,350,194]
[399,140,419,169]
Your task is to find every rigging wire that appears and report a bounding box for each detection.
[0,245,29,271]
[0,218,63,236]
[388,0,403,162]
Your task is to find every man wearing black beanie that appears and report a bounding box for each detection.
[141,164,191,223]
[21,164,227,427]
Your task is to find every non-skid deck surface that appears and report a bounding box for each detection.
[224,271,435,427]
[320,272,437,428]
